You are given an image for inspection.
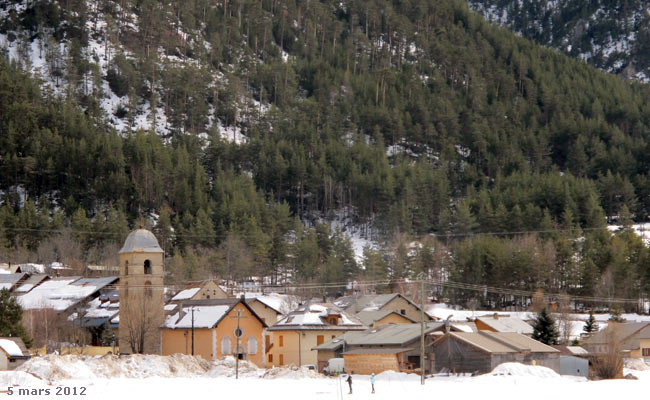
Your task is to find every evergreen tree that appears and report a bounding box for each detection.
[608,304,626,323]
[0,289,32,347]
[583,310,599,334]
[532,307,560,345]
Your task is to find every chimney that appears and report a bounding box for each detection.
[177,302,186,323]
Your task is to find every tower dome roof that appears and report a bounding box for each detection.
[119,229,164,254]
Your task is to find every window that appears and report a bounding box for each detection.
[124,261,129,275]
[332,335,336,339]
[400,309,406,315]
[279,335,284,347]
[145,281,152,298]
[144,259,152,275]
[248,337,258,355]
[279,354,284,365]
[643,348,650,357]
[268,354,273,363]
[317,335,324,346]
[221,336,231,355]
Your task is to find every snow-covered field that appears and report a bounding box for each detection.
[1,356,649,400]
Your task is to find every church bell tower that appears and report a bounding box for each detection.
[118,228,164,354]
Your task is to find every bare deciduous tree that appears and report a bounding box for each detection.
[592,323,624,379]
[120,287,161,354]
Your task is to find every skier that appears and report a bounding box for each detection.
[346,372,353,394]
[370,372,376,394]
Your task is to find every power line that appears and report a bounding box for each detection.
[0,224,624,239]
[100,277,644,304]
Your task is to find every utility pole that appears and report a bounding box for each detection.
[235,309,243,379]
[191,306,195,356]
[229,298,248,379]
[420,273,425,385]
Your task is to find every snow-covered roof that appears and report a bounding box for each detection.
[163,305,232,329]
[0,273,26,291]
[17,276,118,311]
[269,302,366,331]
[17,263,45,274]
[170,287,201,301]
[119,229,163,254]
[238,292,299,315]
[476,315,534,334]
[14,274,48,293]
[0,338,25,357]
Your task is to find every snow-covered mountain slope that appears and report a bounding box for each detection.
[0,0,269,140]
[468,0,650,81]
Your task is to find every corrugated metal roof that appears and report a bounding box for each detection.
[0,273,26,285]
[342,347,412,355]
[313,323,444,351]
[443,331,559,354]
[119,229,163,254]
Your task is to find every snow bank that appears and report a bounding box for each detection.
[18,354,212,380]
[204,356,263,378]
[625,358,650,371]
[489,363,560,378]
[376,370,422,382]
[0,371,44,387]
[17,354,321,382]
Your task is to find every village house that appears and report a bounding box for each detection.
[582,322,650,359]
[168,280,230,303]
[267,302,366,368]
[0,338,30,370]
[355,310,416,328]
[474,314,534,335]
[245,296,286,326]
[78,290,120,346]
[313,322,471,373]
[161,298,268,367]
[335,293,435,323]
[431,331,560,374]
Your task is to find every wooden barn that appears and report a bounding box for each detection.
[431,331,560,374]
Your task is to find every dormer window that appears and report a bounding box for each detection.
[327,315,340,325]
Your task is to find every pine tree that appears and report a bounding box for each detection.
[532,307,560,345]
[0,289,32,347]
[608,304,626,323]
[583,310,599,334]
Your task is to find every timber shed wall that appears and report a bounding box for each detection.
[433,337,492,373]
[343,353,400,375]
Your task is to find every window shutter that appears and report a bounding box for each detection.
[221,336,231,354]
[248,336,258,355]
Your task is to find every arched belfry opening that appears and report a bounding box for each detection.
[144,259,152,275]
